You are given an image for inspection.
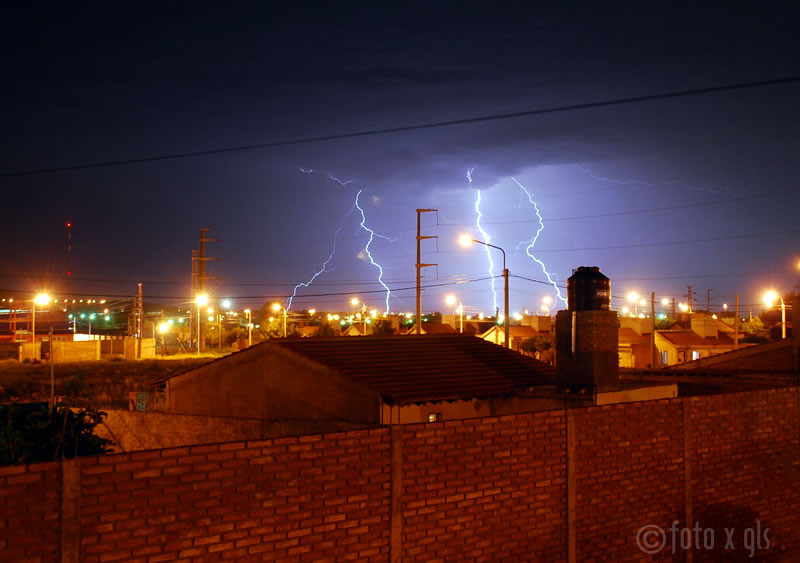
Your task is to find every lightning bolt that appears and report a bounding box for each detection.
[285,203,356,311]
[512,177,567,308]
[468,168,498,313]
[575,165,751,197]
[298,167,314,174]
[354,190,393,313]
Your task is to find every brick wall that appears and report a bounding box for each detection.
[401,412,566,560]
[0,461,60,561]
[688,390,800,559]
[78,429,390,561]
[574,400,685,561]
[1,388,800,561]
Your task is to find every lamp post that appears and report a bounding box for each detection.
[445,295,463,333]
[459,235,509,348]
[32,293,50,345]
[195,294,208,354]
[272,303,287,338]
[244,309,252,347]
[764,290,786,339]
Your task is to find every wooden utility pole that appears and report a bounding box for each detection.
[706,289,712,314]
[734,294,740,349]
[197,229,220,352]
[136,283,143,359]
[687,285,693,314]
[415,209,437,335]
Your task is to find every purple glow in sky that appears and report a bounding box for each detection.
[0,3,797,316]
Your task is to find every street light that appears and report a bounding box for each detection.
[763,290,786,339]
[272,303,287,338]
[244,309,252,347]
[445,295,464,333]
[460,235,509,348]
[32,293,50,345]
[195,294,208,354]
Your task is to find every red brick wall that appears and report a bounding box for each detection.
[401,412,566,560]
[0,461,60,562]
[688,389,800,560]
[78,428,390,561]
[574,399,685,561]
[2,388,800,561]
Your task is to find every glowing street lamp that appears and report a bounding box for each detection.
[460,235,509,348]
[31,293,50,344]
[445,295,464,333]
[763,290,786,339]
[272,303,287,338]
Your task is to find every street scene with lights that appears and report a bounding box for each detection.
[1,4,799,561]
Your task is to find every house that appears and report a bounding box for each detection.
[655,316,737,366]
[480,324,551,353]
[341,324,366,336]
[403,323,456,335]
[159,335,556,425]
[618,317,654,369]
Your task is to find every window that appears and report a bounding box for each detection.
[691,350,701,361]
[427,413,441,423]
[660,350,668,366]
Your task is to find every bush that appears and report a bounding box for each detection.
[0,403,114,465]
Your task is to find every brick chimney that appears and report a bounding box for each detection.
[556,267,619,393]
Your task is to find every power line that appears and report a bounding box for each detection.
[2,75,799,179]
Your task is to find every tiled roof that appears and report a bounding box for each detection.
[482,325,547,339]
[405,323,456,335]
[274,334,555,404]
[618,327,650,344]
[657,330,734,348]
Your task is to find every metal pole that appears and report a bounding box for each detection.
[650,292,656,369]
[415,209,437,335]
[283,309,287,338]
[49,326,54,408]
[218,314,222,351]
[781,298,786,339]
[416,212,421,335]
[503,267,510,349]
[247,311,252,347]
[31,301,36,345]
[459,305,463,334]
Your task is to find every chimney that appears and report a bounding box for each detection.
[556,266,619,393]
[690,314,718,339]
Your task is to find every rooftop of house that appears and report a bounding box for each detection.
[618,327,651,345]
[269,334,555,404]
[657,329,735,348]
[404,323,456,335]
[481,325,549,339]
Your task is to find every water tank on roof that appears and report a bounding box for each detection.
[567,266,610,311]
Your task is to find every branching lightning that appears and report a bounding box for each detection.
[286,204,356,310]
[469,168,498,313]
[575,165,751,197]
[355,190,393,313]
[512,177,567,307]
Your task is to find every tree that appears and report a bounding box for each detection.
[370,319,396,336]
[520,335,554,364]
[316,321,339,337]
[0,404,114,465]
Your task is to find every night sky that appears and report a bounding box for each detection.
[2,3,798,317]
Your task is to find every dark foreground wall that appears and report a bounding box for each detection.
[2,387,800,561]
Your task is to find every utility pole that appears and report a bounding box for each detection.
[650,292,656,369]
[734,294,740,349]
[49,326,55,408]
[415,209,437,335]
[671,298,676,319]
[197,228,220,352]
[136,283,143,359]
[706,289,712,315]
[687,285,693,314]
[191,249,198,350]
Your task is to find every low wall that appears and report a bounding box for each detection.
[97,409,369,451]
[52,340,100,362]
[2,387,800,561]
